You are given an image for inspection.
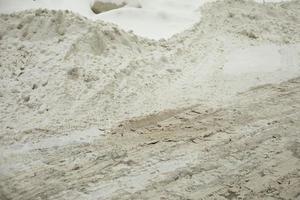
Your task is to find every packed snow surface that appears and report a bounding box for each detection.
[224,44,300,75]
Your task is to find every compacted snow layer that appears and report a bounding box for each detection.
[1,77,300,200]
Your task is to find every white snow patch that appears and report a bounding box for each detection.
[224,44,300,75]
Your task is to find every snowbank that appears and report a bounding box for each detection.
[0,0,291,39]
[0,0,208,39]
[0,0,299,133]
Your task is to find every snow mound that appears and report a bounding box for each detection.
[0,0,299,134]
[0,0,294,39]
[0,0,212,39]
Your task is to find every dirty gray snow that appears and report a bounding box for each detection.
[0,0,300,199]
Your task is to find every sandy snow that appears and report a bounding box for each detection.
[0,0,300,199]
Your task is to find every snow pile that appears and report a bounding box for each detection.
[0,0,299,135]
[0,0,293,39]
[0,0,209,39]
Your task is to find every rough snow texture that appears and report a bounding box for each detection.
[1,0,299,133]
[0,0,300,199]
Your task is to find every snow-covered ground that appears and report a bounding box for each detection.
[0,0,300,199]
